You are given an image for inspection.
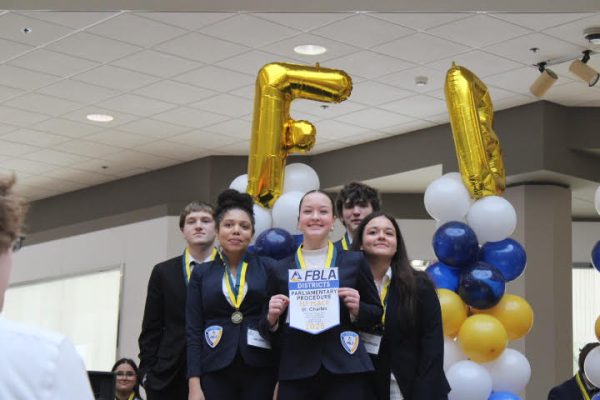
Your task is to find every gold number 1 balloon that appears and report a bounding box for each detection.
[445,64,506,199]
[247,62,352,207]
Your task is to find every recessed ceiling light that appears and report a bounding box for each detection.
[294,44,327,56]
[415,76,428,87]
[86,113,114,123]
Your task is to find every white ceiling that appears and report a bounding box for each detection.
[1,10,600,203]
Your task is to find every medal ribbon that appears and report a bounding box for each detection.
[182,247,217,285]
[295,241,336,269]
[380,278,391,325]
[128,393,135,400]
[576,371,592,400]
[219,249,249,310]
[340,232,350,251]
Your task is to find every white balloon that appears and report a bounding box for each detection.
[424,176,471,223]
[595,186,600,216]
[483,348,531,393]
[283,163,320,194]
[447,360,493,400]
[253,204,272,240]
[444,336,467,372]
[272,191,304,234]
[467,196,517,243]
[229,174,248,193]
[584,346,600,388]
[440,172,463,183]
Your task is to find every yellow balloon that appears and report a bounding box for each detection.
[596,315,600,341]
[247,62,352,207]
[444,63,506,199]
[472,294,534,340]
[458,314,508,363]
[437,289,468,338]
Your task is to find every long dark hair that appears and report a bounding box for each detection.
[352,211,423,328]
[111,358,143,399]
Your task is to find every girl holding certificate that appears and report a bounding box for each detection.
[263,190,383,400]
[187,189,277,400]
[352,211,450,400]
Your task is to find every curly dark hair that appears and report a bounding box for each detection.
[335,182,381,220]
[0,175,27,254]
[214,189,255,232]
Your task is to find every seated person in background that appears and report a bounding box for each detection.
[112,358,144,400]
[548,342,600,399]
[334,182,381,251]
[0,175,94,400]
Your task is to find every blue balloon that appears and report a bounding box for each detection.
[247,244,256,254]
[432,221,479,268]
[592,240,600,272]
[426,262,461,291]
[479,238,527,281]
[592,393,600,400]
[254,228,297,260]
[458,261,506,309]
[488,391,522,400]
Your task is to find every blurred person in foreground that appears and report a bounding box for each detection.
[0,175,94,399]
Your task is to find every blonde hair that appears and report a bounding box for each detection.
[0,175,27,253]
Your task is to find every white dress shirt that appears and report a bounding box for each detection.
[0,316,94,400]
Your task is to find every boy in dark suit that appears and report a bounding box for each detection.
[138,201,216,400]
[334,182,381,252]
[548,342,600,399]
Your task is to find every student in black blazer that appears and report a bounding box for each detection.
[548,342,600,399]
[187,189,277,400]
[352,211,450,400]
[139,201,217,400]
[262,190,383,400]
[333,182,381,252]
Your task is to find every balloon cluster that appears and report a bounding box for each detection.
[229,162,318,259]
[426,173,532,400]
[583,187,600,389]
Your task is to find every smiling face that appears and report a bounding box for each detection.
[114,362,137,395]
[217,208,253,258]
[298,192,335,244]
[342,201,374,237]
[361,215,398,261]
[181,210,216,247]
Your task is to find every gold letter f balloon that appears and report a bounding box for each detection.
[247,62,352,208]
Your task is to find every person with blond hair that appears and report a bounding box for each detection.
[0,175,94,399]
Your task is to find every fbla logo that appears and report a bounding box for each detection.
[204,325,223,348]
[340,331,359,355]
[290,271,303,282]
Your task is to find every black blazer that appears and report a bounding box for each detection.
[548,374,595,399]
[371,273,450,400]
[186,253,276,377]
[260,250,383,380]
[138,255,188,391]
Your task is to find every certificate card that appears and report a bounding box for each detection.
[288,268,340,334]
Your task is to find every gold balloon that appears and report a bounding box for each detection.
[596,315,600,341]
[247,62,352,207]
[458,314,508,363]
[445,64,506,199]
[472,294,534,340]
[437,288,468,338]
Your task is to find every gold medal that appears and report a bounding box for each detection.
[231,310,243,324]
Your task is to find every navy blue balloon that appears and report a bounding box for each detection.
[426,262,461,291]
[592,393,600,400]
[479,238,527,281]
[592,240,600,272]
[247,244,256,254]
[432,221,479,268]
[488,392,522,400]
[458,261,505,309]
[254,228,297,260]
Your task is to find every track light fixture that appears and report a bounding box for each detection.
[529,62,558,98]
[569,50,600,87]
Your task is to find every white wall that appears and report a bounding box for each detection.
[10,216,185,367]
